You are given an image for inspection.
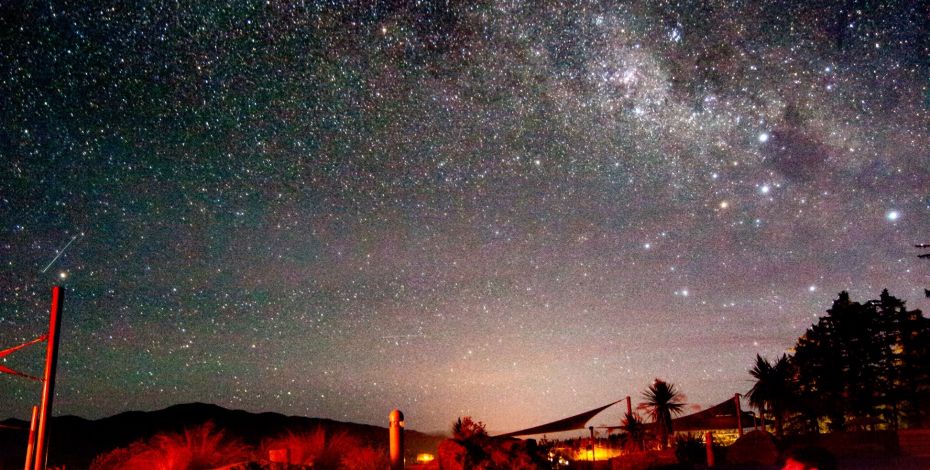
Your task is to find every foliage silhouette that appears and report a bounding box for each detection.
[872,289,930,428]
[746,353,793,436]
[619,411,647,452]
[767,289,930,433]
[452,416,488,441]
[443,416,544,469]
[640,379,685,450]
[450,416,490,468]
[674,433,709,466]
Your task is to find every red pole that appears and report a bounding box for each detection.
[24,405,38,470]
[704,431,715,467]
[626,396,632,417]
[34,287,63,470]
[734,393,743,437]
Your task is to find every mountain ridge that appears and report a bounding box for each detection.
[0,402,444,469]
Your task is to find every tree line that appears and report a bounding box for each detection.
[748,289,930,435]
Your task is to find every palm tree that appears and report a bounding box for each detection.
[747,353,793,436]
[640,379,685,450]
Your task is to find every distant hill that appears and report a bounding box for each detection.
[0,403,444,469]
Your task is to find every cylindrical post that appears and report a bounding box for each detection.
[704,432,715,467]
[626,396,632,417]
[389,409,404,470]
[34,287,63,470]
[589,426,595,462]
[733,393,743,437]
[24,405,38,470]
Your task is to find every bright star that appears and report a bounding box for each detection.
[758,132,769,143]
[886,210,900,221]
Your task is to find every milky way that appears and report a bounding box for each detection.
[1,1,928,434]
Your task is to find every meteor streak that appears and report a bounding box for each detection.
[41,234,79,274]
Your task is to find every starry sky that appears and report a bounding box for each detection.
[1,0,928,435]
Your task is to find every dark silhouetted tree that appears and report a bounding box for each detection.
[747,353,793,437]
[451,417,489,467]
[874,289,930,428]
[790,290,930,431]
[793,292,886,431]
[452,416,488,441]
[620,411,647,452]
[640,379,685,450]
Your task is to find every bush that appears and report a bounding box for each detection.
[262,428,385,469]
[340,445,389,470]
[672,434,725,467]
[90,421,251,470]
[674,434,706,466]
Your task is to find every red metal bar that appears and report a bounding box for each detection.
[705,431,715,467]
[734,393,743,437]
[34,287,63,470]
[24,405,38,470]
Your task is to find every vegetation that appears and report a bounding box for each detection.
[746,353,792,436]
[447,416,492,468]
[90,423,386,470]
[452,416,489,441]
[640,379,685,449]
[674,433,719,466]
[85,288,930,469]
[89,422,249,470]
[262,428,385,468]
[748,289,930,435]
[441,416,549,468]
[619,411,647,452]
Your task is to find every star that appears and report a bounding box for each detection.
[0,0,925,436]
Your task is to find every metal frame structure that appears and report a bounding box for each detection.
[0,287,64,470]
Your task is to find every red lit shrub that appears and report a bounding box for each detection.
[262,428,386,469]
[89,421,251,470]
[340,445,389,470]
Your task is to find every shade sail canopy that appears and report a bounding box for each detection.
[671,396,756,432]
[496,399,622,437]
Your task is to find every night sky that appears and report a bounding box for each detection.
[1,1,928,435]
